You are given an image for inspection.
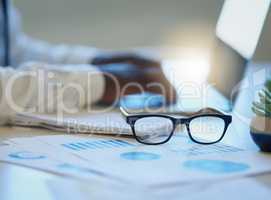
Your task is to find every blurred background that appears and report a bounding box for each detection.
[15,0,270,61]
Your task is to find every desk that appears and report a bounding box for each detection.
[0,62,271,199]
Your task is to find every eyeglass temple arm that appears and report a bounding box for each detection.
[170,107,226,116]
[120,107,130,117]
[120,106,227,118]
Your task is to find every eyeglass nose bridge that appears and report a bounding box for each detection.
[175,118,189,125]
[126,117,137,125]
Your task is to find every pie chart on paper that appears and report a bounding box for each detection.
[183,159,250,174]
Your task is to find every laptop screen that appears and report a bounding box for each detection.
[216,0,270,59]
[207,0,270,103]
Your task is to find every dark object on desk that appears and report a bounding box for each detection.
[250,116,271,152]
[92,60,177,105]
[251,79,271,152]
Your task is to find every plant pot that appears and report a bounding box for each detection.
[250,116,271,152]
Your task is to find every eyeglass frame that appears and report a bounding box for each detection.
[120,107,232,145]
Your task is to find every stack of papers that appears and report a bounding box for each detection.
[13,112,134,135]
[1,134,271,186]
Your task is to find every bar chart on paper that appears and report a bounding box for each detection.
[61,139,136,151]
[2,135,271,186]
[59,135,244,154]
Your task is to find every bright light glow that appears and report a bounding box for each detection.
[162,51,210,85]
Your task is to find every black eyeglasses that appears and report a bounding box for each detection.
[120,107,232,145]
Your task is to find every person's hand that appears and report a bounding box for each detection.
[91,52,177,105]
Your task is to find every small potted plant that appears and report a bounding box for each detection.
[251,79,271,152]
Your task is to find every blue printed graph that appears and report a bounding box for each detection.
[61,139,135,151]
[183,159,250,174]
[120,152,161,161]
[9,151,46,160]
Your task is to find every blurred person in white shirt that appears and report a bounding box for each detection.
[0,0,176,125]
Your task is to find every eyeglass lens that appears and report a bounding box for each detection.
[134,117,174,144]
[189,116,226,143]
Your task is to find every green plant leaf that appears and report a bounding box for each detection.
[259,91,271,104]
[253,102,271,115]
[252,106,268,117]
[265,80,271,91]
[264,87,271,99]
